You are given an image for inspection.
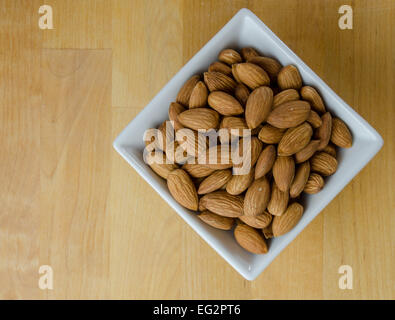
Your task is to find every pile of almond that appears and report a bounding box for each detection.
[144,47,352,254]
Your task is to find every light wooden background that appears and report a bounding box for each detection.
[0,0,394,300]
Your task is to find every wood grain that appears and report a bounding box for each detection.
[0,0,394,299]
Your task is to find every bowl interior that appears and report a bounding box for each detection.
[113,9,383,280]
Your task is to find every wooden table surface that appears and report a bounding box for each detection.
[1,0,394,300]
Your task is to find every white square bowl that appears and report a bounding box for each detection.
[113,8,383,280]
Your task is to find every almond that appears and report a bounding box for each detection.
[262,224,273,239]
[245,86,273,129]
[177,75,200,106]
[182,163,215,178]
[232,136,263,175]
[175,128,207,158]
[189,81,208,109]
[168,102,186,131]
[277,65,302,90]
[331,118,352,148]
[304,173,325,194]
[310,151,338,176]
[145,151,179,179]
[239,211,272,229]
[220,116,248,136]
[267,100,311,129]
[290,161,310,198]
[267,181,289,216]
[244,177,271,216]
[315,112,332,150]
[300,86,326,114]
[306,110,323,128]
[200,191,244,217]
[208,61,232,76]
[167,169,198,210]
[234,83,250,105]
[198,145,233,170]
[208,91,244,116]
[234,223,268,254]
[232,63,270,89]
[255,145,276,179]
[219,48,242,65]
[198,210,235,230]
[322,143,337,157]
[177,108,220,130]
[197,169,232,194]
[258,124,286,144]
[294,139,320,163]
[226,168,255,195]
[204,71,237,93]
[198,197,206,211]
[248,56,282,81]
[273,156,295,192]
[272,89,300,108]
[278,122,313,156]
[272,202,304,236]
[240,47,259,61]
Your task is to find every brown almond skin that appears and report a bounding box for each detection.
[315,112,332,150]
[219,48,242,65]
[220,116,248,137]
[278,122,313,156]
[310,152,338,176]
[177,75,200,106]
[272,202,304,237]
[240,47,259,61]
[300,86,326,114]
[244,177,271,216]
[331,118,353,148]
[258,124,286,144]
[233,63,270,89]
[262,224,274,239]
[182,163,215,178]
[189,81,208,109]
[232,137,263,175]
[203,72,237,93]
[245,86,273,129]
[146,151,179,179]
[177,108,220,130]
[200,191,244,217]
[198,210,234,230]
[290,161,311,198]
[197,169,232,195]
[273,89,300,108]
[208,61,232,76]
[295,139,320,163]
[255,145,276,179]
[169,102,186,131]
[322,143,337,158]
[198,145,233,170]
[239,212,272,229]
[234,224,268,254]
[208,91,244,116]
[267,181,289,216]
[248,56,282,81]
[234,83,250,105]
[267,100,311,129]
[304,173,325,194]
[167,169,198,211]
[226,168,255,195]
[273,156,295,192]
[307,110,323,128]
[175,128,207,158]
[277,65,302,90]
